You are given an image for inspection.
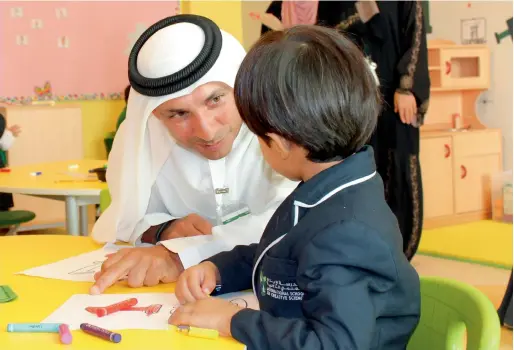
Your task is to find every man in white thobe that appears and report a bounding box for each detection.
[90,15,296,294]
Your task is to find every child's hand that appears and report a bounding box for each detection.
[175,261,220,304]
[168,298,242,337]
[8,125,21,137]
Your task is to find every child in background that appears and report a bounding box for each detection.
[0,113,21,212]
[169,25,420,350]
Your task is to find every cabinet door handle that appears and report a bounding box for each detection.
[460,165,467,179]
[444,144,451,158]
[445,61,452,75]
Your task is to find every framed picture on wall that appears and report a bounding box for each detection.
[461,17,487,44]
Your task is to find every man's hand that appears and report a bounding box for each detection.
[394,91,418,125]
[160,214,213,241]
[89,246,183,295]
[355,1,379,23]
[8,125,21,137]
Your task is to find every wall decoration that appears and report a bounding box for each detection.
[55,7,68,19]
[0,1,178,102]
[461,17,486,44]
[10,7,22,18]
[57,35,70,48]
[495,17,513,44]
[31,18,43,29]
[15,34,28,46]
[34,81,52,99]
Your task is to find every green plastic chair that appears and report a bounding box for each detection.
[408,276,501,350]
[0,210,36,235]
[99,189,111,213]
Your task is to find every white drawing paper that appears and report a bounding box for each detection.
[218,291,260,310]
[16,243,131,282]
[42,293,179,330]
[42,291,259,331]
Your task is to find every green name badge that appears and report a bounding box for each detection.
[222,207,250,225]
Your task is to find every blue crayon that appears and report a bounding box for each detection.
[7,323,61,333]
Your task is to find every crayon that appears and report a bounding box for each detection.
[30,171,42,176]
[80,323,121,343]
[86,298,138,317]
[7,323,61,333]
[176,325,219,339]
[58,324,72,344]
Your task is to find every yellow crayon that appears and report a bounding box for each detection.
[175,325,219,339]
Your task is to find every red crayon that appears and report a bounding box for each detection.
[80,323,121,343]
[86,298,138,317]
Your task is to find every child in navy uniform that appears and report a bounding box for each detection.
[170,25,420,350]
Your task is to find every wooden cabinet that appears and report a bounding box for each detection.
[427,41,490,91]
[420,40,502,228]
[420,136,454,218]
[420,130,502,228]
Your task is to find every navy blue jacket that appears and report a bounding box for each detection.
[207,146,420,350]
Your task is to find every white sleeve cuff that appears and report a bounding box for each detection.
[0,130,15,151]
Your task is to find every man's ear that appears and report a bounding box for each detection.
[267,133,291,159]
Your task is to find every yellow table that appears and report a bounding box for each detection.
[0,160,108,235]
[0,235,245,350]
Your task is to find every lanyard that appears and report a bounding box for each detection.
[208,158,228,222]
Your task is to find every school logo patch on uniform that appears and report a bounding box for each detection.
[260,271,267,297]
[259,271,304,301]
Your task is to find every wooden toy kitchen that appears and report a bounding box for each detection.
[420,39,508,228]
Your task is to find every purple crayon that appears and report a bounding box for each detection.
[80,323,121,343]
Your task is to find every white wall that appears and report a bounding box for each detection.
[428,0,513,170]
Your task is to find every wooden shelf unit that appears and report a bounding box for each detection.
[420,40,501,229]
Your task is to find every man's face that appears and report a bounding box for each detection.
[153,82,243,160]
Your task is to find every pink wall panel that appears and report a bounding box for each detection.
[0,1,179,101]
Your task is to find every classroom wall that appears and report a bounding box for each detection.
[427,1,513,170]
[74,100,124,159]
[183,1,244,43]
[79,0,244,160]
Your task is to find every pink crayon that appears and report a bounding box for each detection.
[58,324,72,344]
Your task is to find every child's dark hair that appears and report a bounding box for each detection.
[124,85,131,104]
[234,25,382,162]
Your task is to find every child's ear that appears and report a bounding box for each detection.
[267,133,291,159]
